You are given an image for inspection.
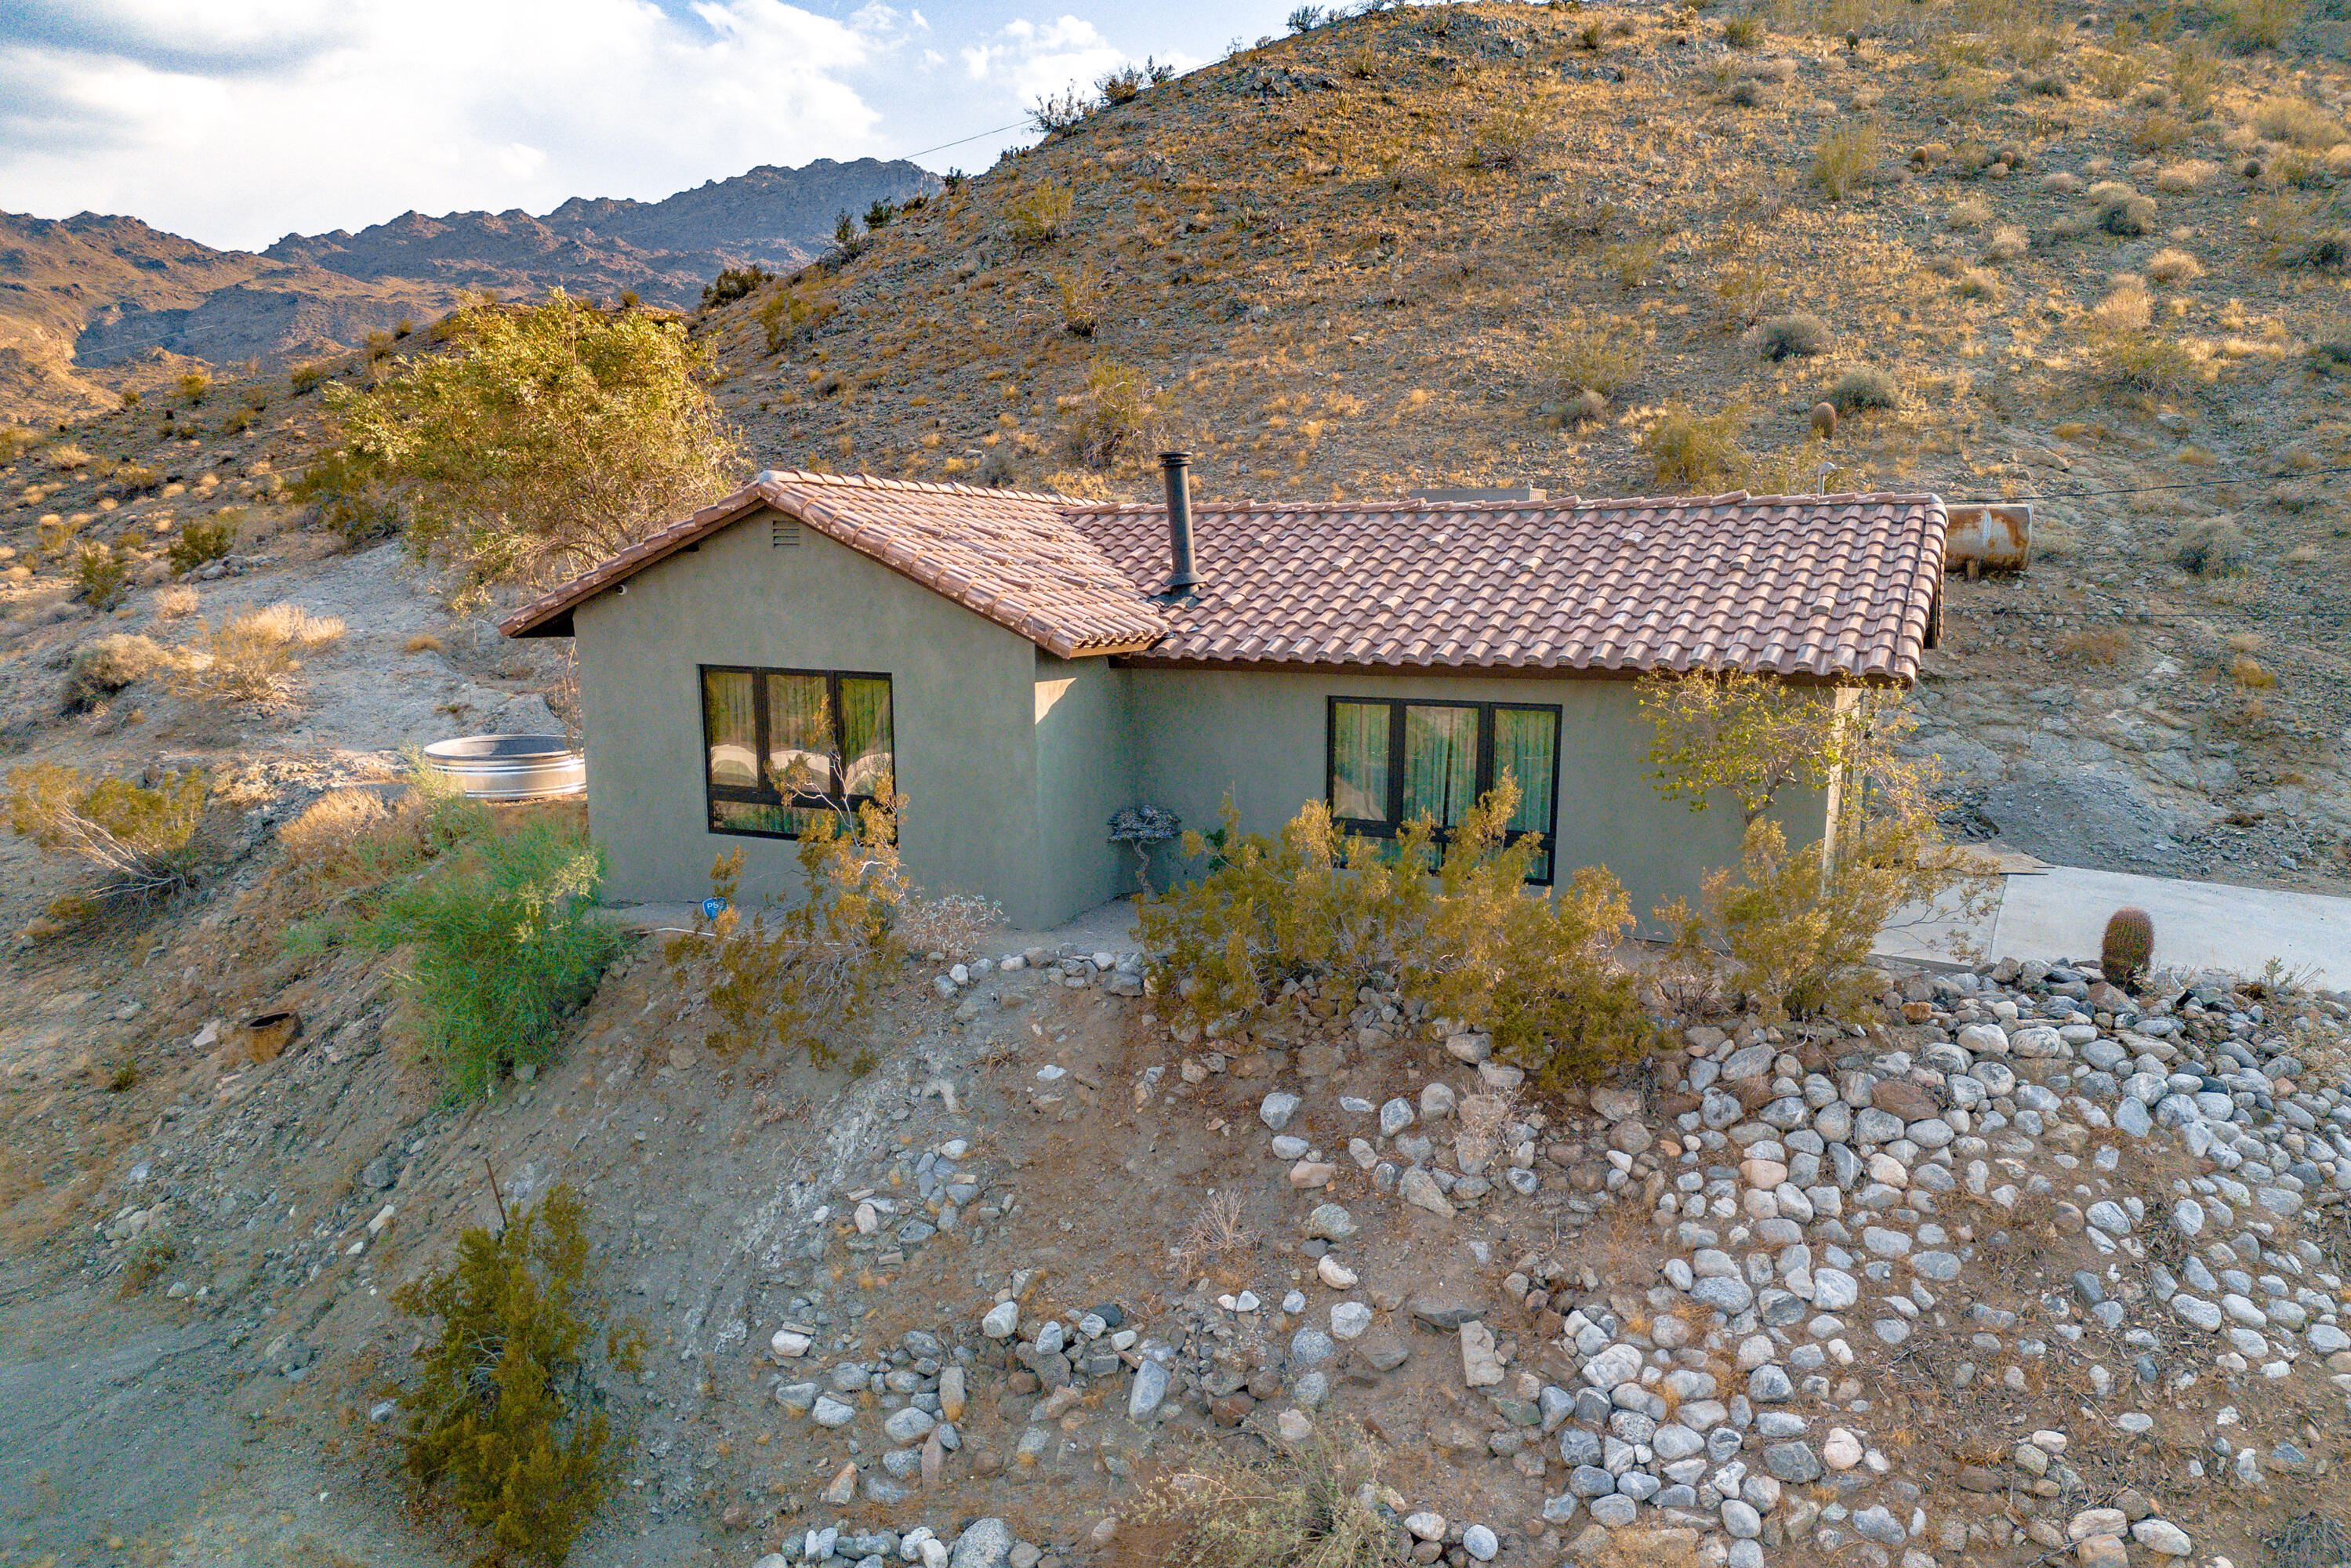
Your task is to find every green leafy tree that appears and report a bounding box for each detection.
[394,1182,642,1566]
[330,292,738,596]
[1639,670,1995,1018]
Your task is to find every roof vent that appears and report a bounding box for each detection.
[1156,451,1201,601]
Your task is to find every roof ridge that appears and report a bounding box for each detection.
[758,468,1105,507]
[1058,490,1943,517]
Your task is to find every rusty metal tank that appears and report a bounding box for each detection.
[1945,503,2032,575]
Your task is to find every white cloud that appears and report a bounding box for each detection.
[958,14,1125,105]
[0,0,889,249]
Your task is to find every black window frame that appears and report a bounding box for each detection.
[699,663,894,840]
[1324,695,1563,884]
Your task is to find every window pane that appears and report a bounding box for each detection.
[1330,701,1389,822]
[1493,707,1559,840]
[703,670,758,789]
[1402,705,1477,828]
[840,677,894,798]
[767,673,831,798]
[712,799,829,837]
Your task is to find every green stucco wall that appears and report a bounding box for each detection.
[1032,653,1137,921]
[1121,668,1834,935]
[571,509,1060,922]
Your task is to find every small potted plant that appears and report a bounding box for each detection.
[1108,804,1181,897]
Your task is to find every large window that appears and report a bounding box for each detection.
[1327,697,1561,882]
[701,666,894,838]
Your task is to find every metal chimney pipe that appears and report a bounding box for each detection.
[1158,451,1201,597]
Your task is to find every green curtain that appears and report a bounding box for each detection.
[702,670,757,789]
[1493,706,1558,880]
[1402,705,1477,828]
[767,673,830,797]
[840,677,894,798]
[1330,701,1388,821]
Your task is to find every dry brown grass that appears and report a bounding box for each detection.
[152,583,198,619]
[170,603,345,711]
[2057,626,2134,666]
[405,632,444,654]
[2146,247,2205,284]
[279,789,394,869]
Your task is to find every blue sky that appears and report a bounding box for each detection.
[0,0,1307,251]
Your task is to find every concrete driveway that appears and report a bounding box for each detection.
[1986,864,2349,984]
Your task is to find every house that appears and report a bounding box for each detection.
[501,457,1950,931]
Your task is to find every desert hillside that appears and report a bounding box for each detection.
[688,0,2351,894]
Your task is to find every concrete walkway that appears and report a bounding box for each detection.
[1985,864,2349,983]
[609,866,2351,987]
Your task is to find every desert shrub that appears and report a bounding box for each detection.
[2092,279,2154,332]
[662,800,904,1069]
[3,763,207,900]
[1641,670,1991,1018]
[63,633,164,711]
[2093,328,2197,395]
[1138,792,1653,1085]
[1827,366,1899,412]
[1098,62,1147,103]
[1004,179,1076,243]
[1056,264,1105,337]
[1065,358,1169,469]
[1724,11,1765,45]
[361,814,617,1094]
[1747,313,1832,360]
[2153,160,2219,193]
[759,285,838,353]
[288,448,399,549]
[178,372,209,403]
[280,789,394,870]
[698,265,772,310]
[2222,0,2301,50]
[1954,267,2005,301]
[1028,85,1093,136]
[2088,51,2140,99]
[289,362,330,395]
[2252,96,2346,148]
[2090,183,2157,235]
[1642,404,1748,489]
[1946,198,1992,230]
[895,891,1005,958]
[35,513,83,565]
[1138,1430,1396,1568]
[153,583,198,619]
[1286,4,1325,32]
[2171,515,2247,575]
[75,544,129,610]
[330,292,738,595]
[2056,626,2133,666]
[169,603,346,711]
[2171,44,2217,116]
[1543,321,1643,395]
[1812,122,1881,200]
[2129,111,2188,154]
[107,463,161,499]
[394,1181,641,1566]
[1468,105,1544,172]
[166,517,235,575]
[49,444,90,471]
[831,209,864,258]
[0,427,34,463]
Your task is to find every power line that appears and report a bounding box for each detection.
[897,119,1030,163]
[2005,463,2351,502]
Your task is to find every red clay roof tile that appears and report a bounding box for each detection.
[502,474,1949,684]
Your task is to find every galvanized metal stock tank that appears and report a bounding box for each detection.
[419,734,586,800]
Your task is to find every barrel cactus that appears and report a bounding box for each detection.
[2101,906,2154,989]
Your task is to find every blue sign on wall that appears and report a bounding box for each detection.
[701,896,729,920]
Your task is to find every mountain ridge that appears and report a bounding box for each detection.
[1,156,937,421]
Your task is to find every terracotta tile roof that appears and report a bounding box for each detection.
[499,471,1168,658]
[1069,492,1948,684]
[505,474,1948,685]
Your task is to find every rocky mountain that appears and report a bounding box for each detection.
[1,157,936,422]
